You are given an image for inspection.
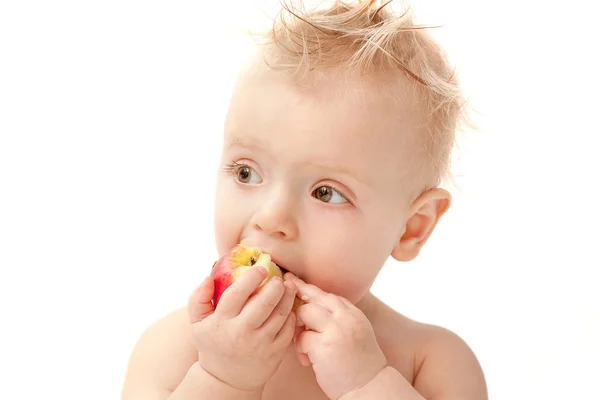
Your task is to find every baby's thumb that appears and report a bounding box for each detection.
[188,276,215,324]
[293,324,312,367]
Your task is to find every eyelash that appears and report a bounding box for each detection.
[223,161,352,205]
[223,161,246,173]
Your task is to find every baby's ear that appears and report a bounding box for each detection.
[391,188,451,262]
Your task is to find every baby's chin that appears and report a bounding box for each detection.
[310,276,370,305]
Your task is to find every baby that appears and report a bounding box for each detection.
[122,1,487,399]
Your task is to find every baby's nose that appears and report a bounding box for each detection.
[250,195,298,240]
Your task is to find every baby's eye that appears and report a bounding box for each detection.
[313,186,348,204]
[235,165,261,184]
[225,162,262,184]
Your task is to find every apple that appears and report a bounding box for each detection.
[210,244,283,306]
[210,244,304,310]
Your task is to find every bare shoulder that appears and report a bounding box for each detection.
[368,298,487,400]
[121,307,198,400]
[410,321,488,400]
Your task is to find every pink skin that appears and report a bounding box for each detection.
[213,67,419,307]
[202,61,451,396]
[285,272,388,399]
[188,267,298,392]
[209,65,412,395]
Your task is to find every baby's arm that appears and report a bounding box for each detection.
[120,308,260,400]
[340,366,424,400]
[120,307,198,400]
[166,362,262,400]
[342,327,488,400]
[122,268,297,400]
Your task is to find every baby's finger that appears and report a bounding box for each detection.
[295,303,330,333]
[285,273,346,312]
[274,310,296,349]
[260,280,297,335]
[188,276,215,324]
[293,323,305,342]
[295,329,320,363]
[238,276,286,327]
[295,350,312,367]
[216,267,268,318]
[293,325,311,367]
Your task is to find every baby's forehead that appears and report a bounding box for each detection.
[238,65,420,134]
[226,69,422,188]
[242,57,419,109]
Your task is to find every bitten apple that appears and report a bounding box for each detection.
[210,244,284,307]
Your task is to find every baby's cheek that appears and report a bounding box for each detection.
[213,199,241,256]
[309,266,374,305]
[302,230,381,304]
[213,220,234,257]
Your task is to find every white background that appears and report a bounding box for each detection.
[1,0,598,399]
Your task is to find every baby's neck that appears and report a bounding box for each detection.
[355,291,385,322]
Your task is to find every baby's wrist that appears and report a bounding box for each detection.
[189,362,264,400]
[339,366,424,400]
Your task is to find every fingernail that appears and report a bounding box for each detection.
[285,280,297,290]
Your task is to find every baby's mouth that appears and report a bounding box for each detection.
[272,259,292,277]
[277,264,290,275]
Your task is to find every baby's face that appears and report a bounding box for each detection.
[214,67,423,304]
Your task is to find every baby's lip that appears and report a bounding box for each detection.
[270,257,297,279]
[271,257,289,274]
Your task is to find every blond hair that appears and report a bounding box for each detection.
[253,0,469,199]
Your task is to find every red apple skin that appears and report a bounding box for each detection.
[209,245,304,309]
[210,256,236,307]
[210,245,283,308]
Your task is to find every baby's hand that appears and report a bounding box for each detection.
[187,267,297,392]
[285,273,387,400]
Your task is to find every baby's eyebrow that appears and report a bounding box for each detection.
[309,161,361,181]
[227,135,245,147]
[225,134,369,187]
[225,135,274,155]
[303,157,372,190]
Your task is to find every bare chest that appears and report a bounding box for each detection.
[260,346,415,400]
[261,354,329,400]
[262,379,328,400]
